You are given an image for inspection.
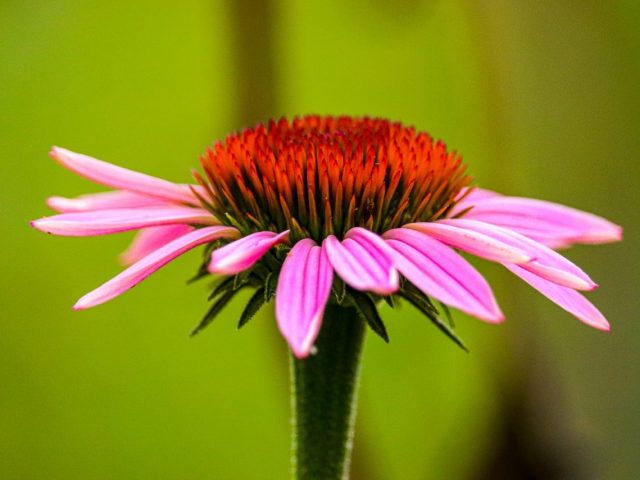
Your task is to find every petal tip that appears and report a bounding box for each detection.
[588,314,610,332]
[72,300,89,311]
[277,229,291,242]
[289,331,320,359]
[478,302,505,323]
[45,196,65,211]
[291,344,312,359]
[483,311,505,324]
[374,286,400,296]
[371,275,400,296]
[573,277,598,291]
[612,225,624,242]
[30,219,48,232]
[50,146,69,161]
[73,291,99,310]
[209,230,288,275]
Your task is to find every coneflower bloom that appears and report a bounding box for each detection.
[32,116,622,357]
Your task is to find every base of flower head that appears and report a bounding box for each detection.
[190,241,468,355]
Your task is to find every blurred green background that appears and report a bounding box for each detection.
[2,1,638,478]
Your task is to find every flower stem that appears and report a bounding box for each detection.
[290,304,366,480]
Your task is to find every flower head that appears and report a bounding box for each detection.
[32,115,622,358]
[198,116,469,243]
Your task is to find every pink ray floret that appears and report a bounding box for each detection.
[504,265,609,331]
[31,206,216,236]
[404,221,533,264]
[438,219,597,291]
[324,228,399,295]
[384,228,504,323]
[276,239,333,358]
[47,190,172,213]
[50,147,201,205]
[74,225,240,310]
[208,230,290,275]
[120,225,195,266]
[460,195,622,247]
[344,227,402,290]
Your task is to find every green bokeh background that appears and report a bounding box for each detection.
[2,1,638,478]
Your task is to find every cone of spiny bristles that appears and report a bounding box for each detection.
[195,115,472,244]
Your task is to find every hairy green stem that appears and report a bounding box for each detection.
[290,304,366,480]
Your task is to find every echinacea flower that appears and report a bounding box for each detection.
[32,116,622,358]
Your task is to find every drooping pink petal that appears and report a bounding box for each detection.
[31,207,216,236]
[47,190,171,213]
[208,230,290,275]
[404,221,532,264]
[276,239,333,358]
[345,227,401,293]
[439,219,597,291]
[50,146,201,205]
[324,228,399,295]
[460,196,622,246]
[504,264,610,331]
[73,225,240,310]
[120,225,195,266]
[383,228,503,323]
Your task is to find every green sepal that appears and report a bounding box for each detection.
[250,262,271,282]
[238,287,267,329]
[399,286,468,352]
[207,275,236,300]
[351,290,389,343]
[331,277,347,305]
[438,301,454,328]
[264,272,277,301]
[186,265,210,285]
[191,288,239,337]
[223,212,245,231]
[233,268,253,290]
[383,294,396,309]
[402,282,438,315]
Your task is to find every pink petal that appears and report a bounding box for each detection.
[504,264,610,331]
[324,228,399,295]
[404,221,532,264]
[73,225,240,310]
[383,228,503,323]
[50,146,201,205]
[120,225,195,266]
[47,190,171,213]
[31,206,216,236]
[276,239,333,358]
[345,227,401,293]
[208,230,290,275]
[460,196,622,246]
[439,219,597,291]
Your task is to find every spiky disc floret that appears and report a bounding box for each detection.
[197,115,471,243]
